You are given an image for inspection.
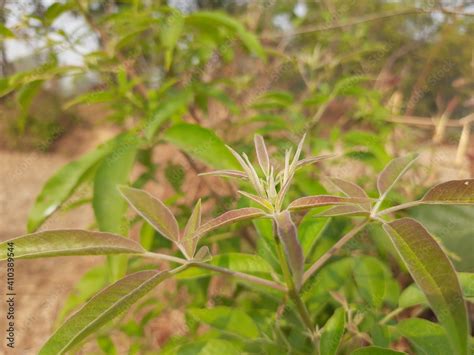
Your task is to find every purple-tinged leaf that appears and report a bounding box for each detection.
[0,230,145,260]
[296,154,334,169]
[288,195,372,211]
[194,208,266,239]
[199,170,248,180]
[316,205,369,217]
[274,211,304,290]
[238,191,273,211]
[421,179,474,204]
[118,186,179,242]
[377,154,418,197]
[254,135,270,176]
[181,200,201,258]
[329,177,370,210]
[383,218,469,355]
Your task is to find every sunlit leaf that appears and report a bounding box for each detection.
[274,211,304,290]
[0,230,144,260]
[163,123,240,169]
[396,318,451,355]
[238,190,273,211]
[383,218,469,355]
[119,186,179,242]
[320,307,345,355]
[0,23,14,38]
[169,338,241,355]
[377,154,418,197]
[288,195,371,211]
[189,306,260,338]
[160,9,184,70]
[39,270,172,355]
[254,135,270,176]
[421,179,474,204]
[329,177,370,210]
[193,246,211,262]
[27,139,115,232]
[194,208,266,239]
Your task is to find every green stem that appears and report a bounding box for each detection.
[379,307,403,325]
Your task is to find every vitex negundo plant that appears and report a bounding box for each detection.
[1,135,473,354]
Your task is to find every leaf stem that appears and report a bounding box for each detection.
[303,219,369,284]
[143,252,286,291]
[376,200,423,216]
[379,307,403,325]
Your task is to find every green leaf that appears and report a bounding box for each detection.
[383,218,469,355]
[93,134,139,234]
[353,256,388,309]
[377,154,418,198]
[189,306,260,338]
[63,90,116,109]
[274,211,304,290]
[0,230,144,260]
[316,205,369,217]
[160,9,184,70]
[27,139,114,232]
[182,200,202,258]
[396,318,451,355]
[144,90,193,140]
[163,123,240,169]
[43,3,71,26]
[168,339,241,355]
[320,308,345,355]
[351,346,406,354]
[186,11,265,59]
[118,186,180,242]
[399,272,474,308]
[39,270,174,355]
[288,195,371,211]
[421,179,474,204]
[298,214,330,257]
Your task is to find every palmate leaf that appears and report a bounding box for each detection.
[288,195,371,211]
[421,179,474,204]
[377,154,418,198]
[39,270,174,355]
[0,230,144,260]
[383,218,469,355]
[119,186,180,242]
[193,208,266,239]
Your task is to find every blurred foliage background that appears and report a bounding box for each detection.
[0,0,473,353]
